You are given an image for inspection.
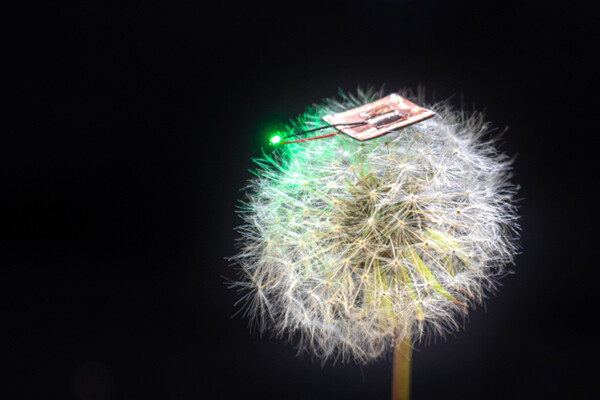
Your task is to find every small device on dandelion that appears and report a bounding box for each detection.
[271,94,435,145]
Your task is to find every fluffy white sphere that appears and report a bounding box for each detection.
[232,89,519,364]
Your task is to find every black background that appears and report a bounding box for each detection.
[4,1,598,399]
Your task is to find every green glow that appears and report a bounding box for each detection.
[270,135,282,145]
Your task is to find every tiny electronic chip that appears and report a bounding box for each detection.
[323,94,435,141]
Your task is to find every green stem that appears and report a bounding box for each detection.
[391,334,412,400]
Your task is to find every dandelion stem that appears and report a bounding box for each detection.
[391,334,412,400]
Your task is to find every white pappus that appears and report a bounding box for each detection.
[231,88,520,364]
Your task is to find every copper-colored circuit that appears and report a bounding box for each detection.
[323,94,435,141]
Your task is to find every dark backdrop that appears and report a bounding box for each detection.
[4,1,597,399]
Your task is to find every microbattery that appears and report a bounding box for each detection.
[322,94,435,141]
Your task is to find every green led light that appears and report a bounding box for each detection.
[270,135,282,145]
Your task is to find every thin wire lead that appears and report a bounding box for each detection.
[279,132,341,145]
[285,122,369,139]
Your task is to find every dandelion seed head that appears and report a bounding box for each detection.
[231,88,520,364]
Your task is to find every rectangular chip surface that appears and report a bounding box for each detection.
[322,94,435,141]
